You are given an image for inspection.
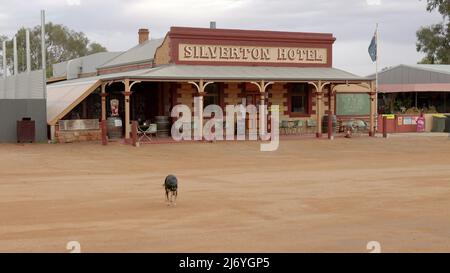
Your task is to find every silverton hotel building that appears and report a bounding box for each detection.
[47,25,375,143]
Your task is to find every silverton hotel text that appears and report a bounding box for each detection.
[179,44,327,64]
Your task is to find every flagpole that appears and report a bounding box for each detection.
[375,22,379,130]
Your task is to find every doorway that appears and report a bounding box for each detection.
[243,92,262,135]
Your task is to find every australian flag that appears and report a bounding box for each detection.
[368,31,377,62]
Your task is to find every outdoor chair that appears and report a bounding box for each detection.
[290,120,301,134]
[280,120,290,135]
[292,120,304,134]
[352,120,368,135]
[138,123,157,142]
[306,119,317,134]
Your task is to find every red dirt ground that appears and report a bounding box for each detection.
[0,136,449,252]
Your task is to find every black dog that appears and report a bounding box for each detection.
[164,175,178,206]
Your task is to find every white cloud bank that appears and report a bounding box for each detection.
[0,0,443,75]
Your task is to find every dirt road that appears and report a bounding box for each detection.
[0,136,449,252]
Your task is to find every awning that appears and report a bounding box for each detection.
[46,64,371,125]
[102,64,371,82]
[47,78,101,125]
[45,68,153,125]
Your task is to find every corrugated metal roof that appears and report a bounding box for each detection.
[101,64,369,81]
[47,68,152,87]
[98,38,164,69]
[46,68,152,125]
[406,64,450,75]
[50,64,368,83]
[371,64,450,86]
[47,79,101,125]
[370,64,450,78]
[52,52,123,78]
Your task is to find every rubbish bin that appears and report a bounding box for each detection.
[17,117,35,143]
[431,115,446,132]
[416,116,426,132]
[107,116,123,139]
[445,114,450,133]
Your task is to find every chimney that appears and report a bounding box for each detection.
[138,28,149,44]
[210,21,216,29]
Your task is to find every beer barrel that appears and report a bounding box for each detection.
[155,116,170,137]
[322,114,337,133]
[107,117,123,139]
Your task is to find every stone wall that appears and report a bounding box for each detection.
[268,83,289,120]
[56,129,101,143]
[176,83,195,111]
[223,83,241,105]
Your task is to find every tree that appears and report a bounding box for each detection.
[88,42,107,55]
[416,0,450,64]
[0,23,107,77]
[0,35,7,76]
[425,0,450,15]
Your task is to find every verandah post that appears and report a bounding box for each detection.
[131,121,138,146]
[101,83,107,121]
[123,79,131,140]
[101,120,107,145]
[317,81,322,138]
[327,110,333,140]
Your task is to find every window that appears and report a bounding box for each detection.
[204,84,220,107]
[289,84,309,116]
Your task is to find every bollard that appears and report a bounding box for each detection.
[101,120,107,145]
[382,116,388,138]
[131,121,138,147]
[327,112,333,140]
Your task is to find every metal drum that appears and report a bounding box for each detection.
[155,116,170,137]
[107,117,123,139]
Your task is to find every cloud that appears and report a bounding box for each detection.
[0,0,443,75]
[366,0,381,5]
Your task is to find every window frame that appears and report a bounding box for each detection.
[287,83,311,117]
[203,83,223,108]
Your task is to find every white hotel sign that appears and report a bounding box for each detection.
[178,44,327,64]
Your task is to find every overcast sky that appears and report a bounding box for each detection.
[0,0,444,76]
